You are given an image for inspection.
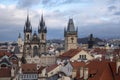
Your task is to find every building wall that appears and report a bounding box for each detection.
[61,62,73,76]
[40,55,56,66]
[0,78,11,80]
[19,74,38,80]
[65,35,77,51]
[47,65,61,77]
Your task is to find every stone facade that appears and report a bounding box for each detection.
[23,14,47,57]
[64,18,78,51]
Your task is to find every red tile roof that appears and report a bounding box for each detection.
[22,63,37,74]
[0,67,11,77]
[0,51,11,58]
[92,48,107,54]
[75,60,120,80]
[70,61,85,70]
[58,48,81,59]
[88,61,113,80]
[38,66,45,74]
[46,64,58,73]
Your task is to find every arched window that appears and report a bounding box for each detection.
[42,34,44,40]
[33,46,38,57]
[27,34,29,40]
[71,37,74,43]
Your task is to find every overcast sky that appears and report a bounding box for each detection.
[0,0,120,41]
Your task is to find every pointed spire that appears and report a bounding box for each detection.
[67,18,75,32]
[38,14,47,33]
[89,34,93,41]
[24,11,32,33]
[40,14,45,28]
[18,33,21,38]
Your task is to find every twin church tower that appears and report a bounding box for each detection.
[23,14,47,57]
[18,13,78,57]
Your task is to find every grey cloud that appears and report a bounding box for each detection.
[17,0,41,8]
[16,0,85,8]
[114,11,120,15]
[108,6,116,11]
[78,22,120,39]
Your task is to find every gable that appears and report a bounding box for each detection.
[71,50,94,61]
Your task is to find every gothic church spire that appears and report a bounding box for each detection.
[38,14,47,33]
[24,13,32,33]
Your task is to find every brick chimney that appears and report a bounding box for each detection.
[11,67,15,77]
[116,59,120,74]
[84,67,88,80]
[72,71,76,78]
[80,67,83,78]
[18,60,21,67]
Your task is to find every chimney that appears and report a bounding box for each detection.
[80,67,83,78]
[19,67,22,74]
[18,60,21,67]
[11,67,15,77]
[84,67,88,80]
[72,71,76,78]
[110,56,113,62]
[116,59,120,74]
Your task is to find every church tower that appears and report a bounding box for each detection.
[17,33,23,53]
[88,34,94,49]
[38,14,47,53]
[23,14,32,56]
[64,18,78,51]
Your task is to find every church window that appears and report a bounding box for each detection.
[42,34,44,40]
[27,34,29,40]
[71,37,74,43]
[33,46,38,57]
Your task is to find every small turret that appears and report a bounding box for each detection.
[88,34,94,49]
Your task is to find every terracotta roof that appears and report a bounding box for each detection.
[0,51,11,58]
[70,61,85,70]
[58,48,81,59]
[0,67,11,77]
[11,60,18,65]
[75,60,120,80]
[46,64,58,73]
[92,48,107,54]
[38,66,45,74]
[22,63,37,74]
[109,62,120,80]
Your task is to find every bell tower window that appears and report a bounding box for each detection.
[71,37,74,43]
[42,34,44,40]
[27,34,29,40]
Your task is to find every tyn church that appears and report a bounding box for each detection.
[23,14,47,57]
